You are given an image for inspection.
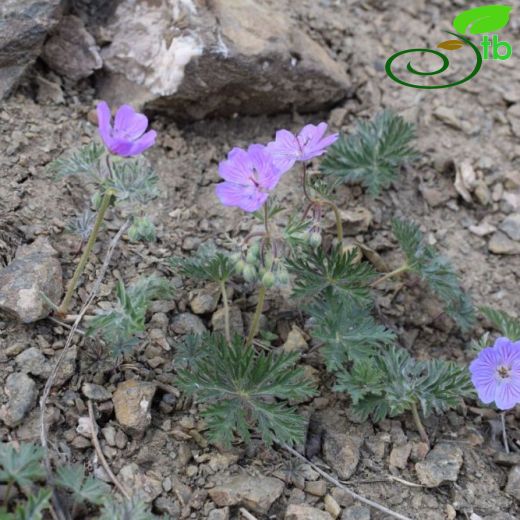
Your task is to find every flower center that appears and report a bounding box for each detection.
[496,364,512,380]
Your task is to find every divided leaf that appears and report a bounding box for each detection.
[392,218,475,331]
[309,297,395,370]
[321,111,416,196]
[287,244,375,305]
[481,306,520,341]
[171,243,235,283]
[177,334,315,446]
[0,443,45,489]
[88,275,172,356]
[55,464,110,505]
[336,346,474,422]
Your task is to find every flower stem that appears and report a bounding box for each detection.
[371,264,410,287]
[501,412,510,454]
[220,281,231,344]
[411,402,430,446]
[321,200,343,243]
[245,285,266,348]
[57,188,115,316]
[263,203,270,236]
[301,162,314,203]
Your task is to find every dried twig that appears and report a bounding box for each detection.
[280,443,414,520]
[240,508,259,520]
[39,221,129,516]
[87,400,130,499]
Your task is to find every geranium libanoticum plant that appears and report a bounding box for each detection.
[50,102,158,316]
[173,112,477,448]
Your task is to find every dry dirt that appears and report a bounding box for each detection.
[1,0,520,519]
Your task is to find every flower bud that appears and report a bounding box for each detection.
[235,259,246,273]
[246,244,259,264]
[276,267,289,285]
[243,264,257,282]
[91,191,102,210]
[262,271,275,288]
[308,232,322,248]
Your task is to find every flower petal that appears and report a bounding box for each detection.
[219,147,252,184]
[106,138,135,157]
[215,182,266,212]
[127,130,157,156]
[495,336,520,365]
[114,105,149,140]
[96,101,113,149]
[248,144,281,190]
[494,380,520,410]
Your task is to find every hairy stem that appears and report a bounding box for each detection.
[371,264,410,287]
[411,402,430,446]
[301,162,314,203]
[57,188,115,316]
[263,203,270,236]
[321,200,343,243]
[245,285,266,347]
[220,281,231,344]
[501,412,510,454]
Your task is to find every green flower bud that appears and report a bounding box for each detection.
[243,264,257,283]
[262,271,275,288]
[235,259,246,273]
[276,267,290,285]
[308,232,322,248]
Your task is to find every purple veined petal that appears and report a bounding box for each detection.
[469,346,501,374]
[127,130,157,156]
[96,101,113,147]
[316,132,339,150]
[114,105,148,140]
[298,122,328,149]
[494,380,520,410]
[495,336,520,365]
[247,144,280,190]
[215,182,267,212]
[219,147,252,184]
[474,379,497,404]
[106,137,135,157]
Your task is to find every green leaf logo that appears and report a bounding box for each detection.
[453,5,512,35]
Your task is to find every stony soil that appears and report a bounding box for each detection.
[1,1,520,519]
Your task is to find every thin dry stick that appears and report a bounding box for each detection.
[501,412,510,454]
[280,443,414,520]
[40,221,129,507]
[239,508,259,520]
[87,400,130,499]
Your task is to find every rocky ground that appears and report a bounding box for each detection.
[1,0,520,519]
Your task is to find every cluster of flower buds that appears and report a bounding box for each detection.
[232,241,289,288]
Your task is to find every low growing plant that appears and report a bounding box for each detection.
[173,111,477,447]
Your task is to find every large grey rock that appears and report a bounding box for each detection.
[322,431,362,480]
[0,373,37,427]
[41,15,102,81]
[285,505,333,520]
[209,474,284,515]
[0,0,64,99]
[0,237,63,323]
[415,443,463,487]
[97,0,349,119]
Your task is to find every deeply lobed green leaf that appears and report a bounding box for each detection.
[321,111,416,196]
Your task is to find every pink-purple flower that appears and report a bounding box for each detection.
[469,337,520,410]
[266,122,338,173]
[215,144,281,212]
[96,102,157,157]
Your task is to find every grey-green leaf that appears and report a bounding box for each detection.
[452,5,512,35]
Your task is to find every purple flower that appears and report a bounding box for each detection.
[96,101,157,157]
[216,144,281,212]
[266,122,338,173]
[469,336,520,410]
